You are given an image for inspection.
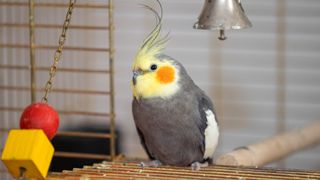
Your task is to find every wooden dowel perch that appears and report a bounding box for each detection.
[216,121,320,167]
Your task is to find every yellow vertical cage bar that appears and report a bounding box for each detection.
[28,0,36,103]
[108,0,116,160]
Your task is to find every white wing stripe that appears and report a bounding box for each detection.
[203,109,219,159]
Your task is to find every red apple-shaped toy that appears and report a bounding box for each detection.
[20,102,59,140]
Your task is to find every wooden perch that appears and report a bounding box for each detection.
[216,121,320,167]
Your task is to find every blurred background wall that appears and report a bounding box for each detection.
[114,0,320,169]
[1,0,320,178]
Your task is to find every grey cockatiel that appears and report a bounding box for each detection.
[131,0,219,170]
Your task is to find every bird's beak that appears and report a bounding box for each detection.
[132,69,143,85]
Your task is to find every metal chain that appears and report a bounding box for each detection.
[42,0,76,103]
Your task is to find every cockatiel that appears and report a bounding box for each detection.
[131,0,219,170]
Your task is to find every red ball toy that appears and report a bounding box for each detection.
[20,102,59,140]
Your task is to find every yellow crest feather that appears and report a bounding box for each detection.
[135,0,169,65]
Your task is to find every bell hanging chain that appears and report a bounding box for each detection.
[42,0,76,103]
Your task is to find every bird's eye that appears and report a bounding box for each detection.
[150,64,158,71]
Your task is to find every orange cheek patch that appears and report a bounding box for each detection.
[156,66,175,84]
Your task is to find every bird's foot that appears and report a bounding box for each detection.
[191,161,208,171]
[140,160,162,168]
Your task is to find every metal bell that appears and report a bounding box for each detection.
[194,0,252,40]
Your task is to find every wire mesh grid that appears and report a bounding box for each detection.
[0,0,116,177]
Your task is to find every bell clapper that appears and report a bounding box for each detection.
[218,29,227,40]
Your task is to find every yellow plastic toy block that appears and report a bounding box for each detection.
[1,129,54,179]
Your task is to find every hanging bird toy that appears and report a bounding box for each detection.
[1,0,76,179]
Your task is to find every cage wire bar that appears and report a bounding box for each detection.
[0,0,116,176]
[275,0,287,168]
[28,0,36,103]
[108,0,116,161]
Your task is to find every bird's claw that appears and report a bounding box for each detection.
[191,161,208,171]
[139,160,162,168]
